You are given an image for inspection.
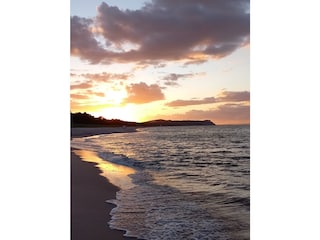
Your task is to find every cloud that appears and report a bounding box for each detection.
[162,73,196,81]
[70,91,105,105]
[70,82,92,90]
[184,104,250,124]
[71,0,250,64]
[166,97,216,107]
[163,81,179,87]
[86,90,105,97]
[162,73,192,86]
[70,84,105,101]
[161,72,205,86]
[157,103,250,124]
[82,72,132,82]
[71,16,106,64]
[93,92,105,97]
[183,59,208,66]
[70,101,113,113]
[154,63,167,68]
[216,90,250,102]
[123,82,165,104]
[70,94,89,100]
[166,90,250,107]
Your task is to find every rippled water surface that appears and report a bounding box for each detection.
[72,125,250,240]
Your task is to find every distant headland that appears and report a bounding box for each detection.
[71,112,215,128]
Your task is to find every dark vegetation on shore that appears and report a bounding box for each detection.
[71,112,215,128]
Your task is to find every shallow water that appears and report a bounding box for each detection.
[72,125,250,240]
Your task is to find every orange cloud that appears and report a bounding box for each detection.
[216,90,250,102]
[70,94,89,100]
[123,82,165,104]
[70,101,113,113]
[156,103,250,125]
[166,97,216,107]
[70,82,92,90]
[166,91,250,107]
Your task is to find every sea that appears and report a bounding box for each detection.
[71,125,250,240]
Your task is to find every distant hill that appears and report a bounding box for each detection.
[71,112,215,128]
[142,119,215,127]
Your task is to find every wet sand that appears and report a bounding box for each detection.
[71,150,138,239]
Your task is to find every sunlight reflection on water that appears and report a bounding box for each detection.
[73,149,136,190]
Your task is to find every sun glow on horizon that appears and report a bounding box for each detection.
[104,89,127,105]
[94,104,138,122]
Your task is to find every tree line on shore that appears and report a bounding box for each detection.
[71,112,215,128]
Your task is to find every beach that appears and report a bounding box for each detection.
[71,127,138,240]
[71,126,250,239]
[71,127,137,138]
[71,125,250,240]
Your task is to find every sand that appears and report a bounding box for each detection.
[71,127,137,138]
[71,127,139,240]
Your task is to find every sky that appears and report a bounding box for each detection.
[70,0,250,124]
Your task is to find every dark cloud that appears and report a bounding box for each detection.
[82,72,132,82]
[154,63,167,68]
[123,82,165,104]
[71,16,107,64]
[163,81,179,87]
[71,0,249,64]
[166,90,250,107]
[162,72,205,86]
[163,73,196,81]
[183,59,208,66]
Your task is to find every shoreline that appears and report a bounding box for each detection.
[71,149,138,240]
[71,126,140,239]
[70,127,138,240]
[71,126,137,138]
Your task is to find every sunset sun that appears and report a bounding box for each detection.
[104,89,127,105]
[96,105,137,122]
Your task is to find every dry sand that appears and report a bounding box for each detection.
[71,127,137,138]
